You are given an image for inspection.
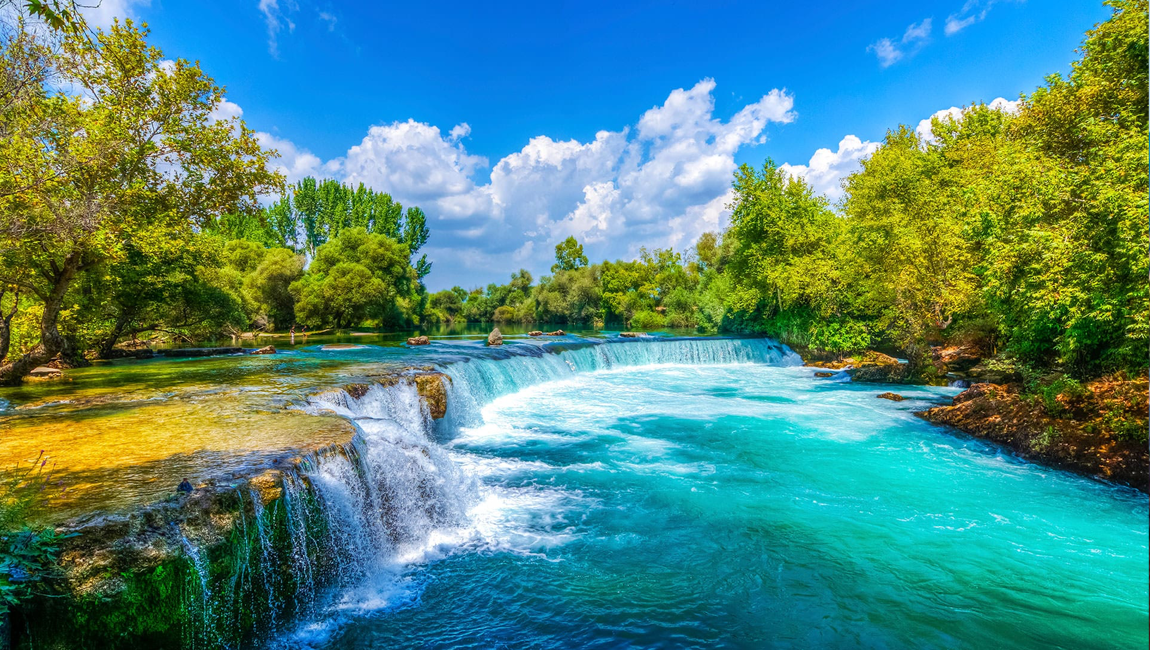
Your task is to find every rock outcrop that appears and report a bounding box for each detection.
[487,328,503,346]
[29,366,63,379]
[918,378,1149,491]
[406,335,430,346]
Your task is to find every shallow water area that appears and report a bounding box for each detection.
[305,361,1148,650]
[0,327,667,521]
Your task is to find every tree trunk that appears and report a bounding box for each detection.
[97,311,131,359]
[0,313,12,364]
[0,255,80,385]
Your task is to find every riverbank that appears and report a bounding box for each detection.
[918,378,1149,493]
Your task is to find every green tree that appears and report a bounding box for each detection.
[552,236,588,272]
[0,20,280,384]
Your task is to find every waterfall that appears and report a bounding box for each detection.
[441,337,800,426]
[253,337,797,645]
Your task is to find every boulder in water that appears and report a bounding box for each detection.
[619,332,645,338]
[251,345,276,355]
[487,328,503,346]
[528,331,543,337]
[814,372,834,378]
[876,392,906,401]
[413,372,451,419]
[29,366,63,379]
[547,330,565,336]
[407,336,430,346]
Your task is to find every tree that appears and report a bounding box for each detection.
[552,236,588,272]
[289,227,417,328]
[0,20,280,383]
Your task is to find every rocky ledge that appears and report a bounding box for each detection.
[918,378,1149,492]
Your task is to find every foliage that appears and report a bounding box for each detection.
[808,320,873,358]
[0,452,69,616]
[552,236,588,272]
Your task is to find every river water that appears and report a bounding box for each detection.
[276,338,1148,650]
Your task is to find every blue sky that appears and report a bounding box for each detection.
[90,0,1108,289]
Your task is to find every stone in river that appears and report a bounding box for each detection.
[876,392,906,401]
[814,372,834,378]
[251,345,276,354]
[30,366,63,378]
[487,328,503,346]
[407,336,430,346]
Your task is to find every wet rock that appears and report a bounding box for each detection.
[158,347,243,358]
[547,330,566,336]
[412,372,451,419]
[251,345,276,355]
[528,331,543,337]
[619,332,646,338]
[249,469,284,504]
[344,383,371,399]
[29,366,63,379]
[848,363,912,384]
[406,335,430,346]
[876,392,906,401]
[487,328,503,346]
[814,372,834,378]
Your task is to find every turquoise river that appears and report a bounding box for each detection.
[5,335,1148,649]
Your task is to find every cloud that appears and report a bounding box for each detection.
[256,131,334,184]
[78,0,150,28]
[317,10,336,31]
[915,96,1020,142]
[780,135,881,204]
[209,99,244,123]
[258,0,296,58]
[268,79,793,287]
[945,0,1006,36]
[448,123,471,142]
[868,18,932,68]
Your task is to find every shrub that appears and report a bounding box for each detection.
[630,310,666,330]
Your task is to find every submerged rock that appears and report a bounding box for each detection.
[619,332,646,338]
[814,371,834,378]
[251,345,276,355]
[407,335,430,346]
[487,328,503,346]
[876,392,906,401]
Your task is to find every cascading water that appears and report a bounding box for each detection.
[259,337,800,644]
[169,336,1145,649]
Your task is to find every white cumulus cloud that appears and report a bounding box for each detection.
[780,135,881,204]
[235,79,794,288]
